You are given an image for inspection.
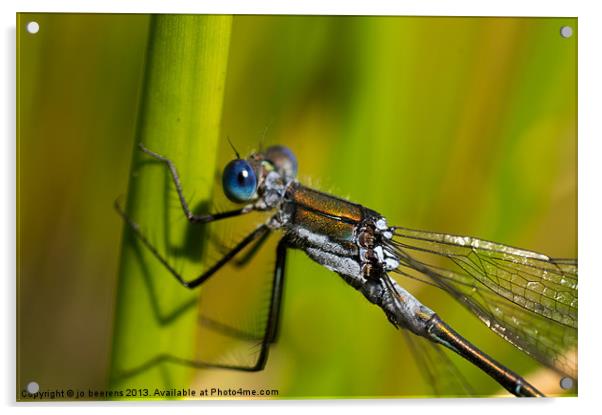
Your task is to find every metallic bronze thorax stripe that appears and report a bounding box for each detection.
[287,183,364,224]
[293,206,357,245]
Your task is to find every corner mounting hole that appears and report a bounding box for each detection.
[560,26,573,38]
[26,381,40,394]
[560,376,574,390]
[26,21,40,34]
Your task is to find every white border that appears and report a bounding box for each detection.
[11,0,582,16]
[3,1,601,415]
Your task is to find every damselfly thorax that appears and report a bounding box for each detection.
[278,184,397,283]
[116,143,577,398]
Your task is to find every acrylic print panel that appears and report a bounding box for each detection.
[17,13,577,400]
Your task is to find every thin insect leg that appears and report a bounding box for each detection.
[197,237,285,347]
[113,237,289,381]
[204,236,288,370]
[199,315,263,342]
[224,237,288,371]
[210,228,271,268]
[138,143,251,223]
[112,352,265,382]
[266,237,288,343]
[115,198,269,289]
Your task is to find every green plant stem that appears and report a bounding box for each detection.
[110,14,232,395]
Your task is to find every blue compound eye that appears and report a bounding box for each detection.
[222,159,258,203]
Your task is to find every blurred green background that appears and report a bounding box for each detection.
[17,14,576,399]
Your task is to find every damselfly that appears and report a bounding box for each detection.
[116,143,577,397]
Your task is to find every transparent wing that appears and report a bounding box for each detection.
[387,226,577,379]
[402,330,475,397]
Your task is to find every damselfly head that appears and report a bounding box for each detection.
[222,145,296,205]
